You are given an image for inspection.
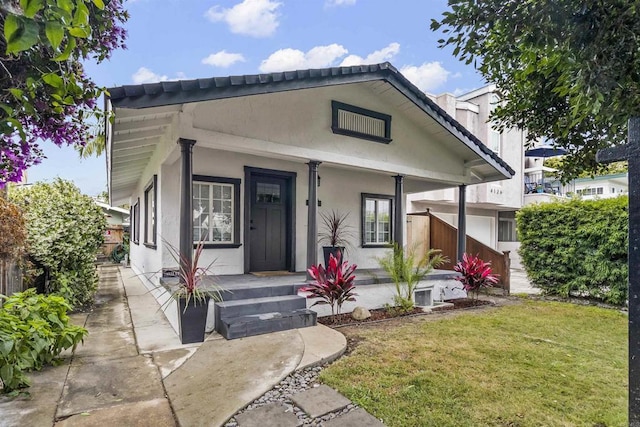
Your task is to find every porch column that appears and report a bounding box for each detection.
[306,161,321,280]
[394,175,404,248]
[178,138,196,278]
[457,184,467,262]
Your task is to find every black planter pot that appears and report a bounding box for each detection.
[322,246,345,267]
[178,296,210,344]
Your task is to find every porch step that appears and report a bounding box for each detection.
[216,295,307,319]
[217,309,317,340]
[219,284,296,301]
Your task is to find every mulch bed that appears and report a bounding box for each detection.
[318,298,493,327]
[318,307,424,327]
[437,298,493,310]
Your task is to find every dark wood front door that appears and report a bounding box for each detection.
[249,176,289,271]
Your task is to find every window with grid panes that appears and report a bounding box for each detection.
[362,194,393,245]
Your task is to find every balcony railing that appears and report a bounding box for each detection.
[524,166,574,196]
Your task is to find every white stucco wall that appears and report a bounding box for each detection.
[187,84,470,184]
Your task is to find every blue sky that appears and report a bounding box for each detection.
[28,0,485,197]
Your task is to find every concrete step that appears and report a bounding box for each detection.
[215,295,307,323]
[217,309,317,340]
[219,284,296,301]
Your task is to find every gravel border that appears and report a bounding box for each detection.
[224,365,359,426]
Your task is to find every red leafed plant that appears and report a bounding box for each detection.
[453,253,500,301]
[300,252,357,315]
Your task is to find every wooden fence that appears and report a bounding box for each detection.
[101,225,124,257]
[408,213,511,294]
[0,259,26,300]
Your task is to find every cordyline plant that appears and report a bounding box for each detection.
[300,252,357,315]
[453,253,499,301]
[163,239,223,311]
[319,210,354,248]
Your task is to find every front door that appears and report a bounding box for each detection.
[249,175,289,271]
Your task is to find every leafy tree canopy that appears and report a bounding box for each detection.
[432,1,639,180]
[1,0,128,186]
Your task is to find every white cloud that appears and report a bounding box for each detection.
[132,67,168,84]
[340,42,400,66]
[400,62,451,92]
[259,44,348,72]
[131,67,187,84]
[202,50,246,68]
[205,0,281,38]
[325,0,356,6]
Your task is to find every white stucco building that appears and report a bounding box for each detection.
[106,63,514,341]
[408,85,525,268]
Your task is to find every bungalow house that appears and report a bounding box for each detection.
[106,62,514,340]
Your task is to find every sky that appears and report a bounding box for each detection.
[27,0,486,197]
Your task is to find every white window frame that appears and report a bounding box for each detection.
[192,176,241,247]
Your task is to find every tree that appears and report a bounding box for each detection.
[431,1,639,180]
[11,179,106,309]
[0,0,128,186]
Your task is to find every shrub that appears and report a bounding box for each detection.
[301,253,357,315]
[0,196,26,261]
[0,289,87,392]
[453,253,499,301]
[517,196,628,304]
[378,244,447,311]
[11,179,106,308]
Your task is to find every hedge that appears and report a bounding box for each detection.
[10,179,106,309]
[517,196,628,305]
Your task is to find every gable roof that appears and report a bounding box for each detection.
[108,62,514,178]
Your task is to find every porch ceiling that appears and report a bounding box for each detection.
[108,106,178,204]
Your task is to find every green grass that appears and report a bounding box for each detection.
[320,301,627,426]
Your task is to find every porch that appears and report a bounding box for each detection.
[158,269,461,339]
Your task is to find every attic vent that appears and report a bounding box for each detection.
[331,101,392,144]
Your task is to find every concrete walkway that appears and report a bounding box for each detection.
[509,268,541,295]
[0,265,363,427]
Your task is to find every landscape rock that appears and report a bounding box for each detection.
[351,307,371,320]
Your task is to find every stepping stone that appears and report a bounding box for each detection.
[323,408,385,426]
[290,384,351,419]
[235,403,301,427]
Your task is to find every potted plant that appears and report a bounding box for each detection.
[453,253,499,303]
[300,252,357,315]
[378,243,447,312]
[164,239,223,344]
[319,210,354,267]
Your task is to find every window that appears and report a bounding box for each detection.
[488,94,501,154]
[498,211,518,242]
[578,187,604,196]
[193,175,241,247]
[361,194,393,246]
[488,127,501,154]
[331,101,392,144]
[144,175,157,248]
[132,199,140,244]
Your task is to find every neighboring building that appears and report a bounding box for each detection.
[408,85,526,268]
[105,63,514,338]
[573,173,628,200]
[408,85,627,270]
[95,201,130,257]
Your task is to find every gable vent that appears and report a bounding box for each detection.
[331,100,392,144]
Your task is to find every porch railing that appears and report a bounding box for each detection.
[428,213,511,294]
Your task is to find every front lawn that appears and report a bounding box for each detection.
[320,301,627,426]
